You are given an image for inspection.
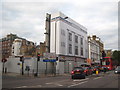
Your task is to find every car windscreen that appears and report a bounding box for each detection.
[73,67,83,70]
[82,67,88,70]
[115,66,120,70]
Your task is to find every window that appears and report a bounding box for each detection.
[68,32,72,41]
[75,35,78,43]
[81,37,83,45]
[81,47,83,56]
[69,44,72,54]
[75,46,78,55]
[61,29,65,36]
[61,42,65,47]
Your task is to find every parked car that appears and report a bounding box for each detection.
[101,66,109,72]
[94,66,101,73]
[81,63,90,67]
[71,67,85,79]
[83,67,92,76]
[114,66,120,74]
[90,67,95,73]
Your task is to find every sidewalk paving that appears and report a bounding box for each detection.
[2,72,71,78]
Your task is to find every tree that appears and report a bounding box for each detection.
[112,50,120,65]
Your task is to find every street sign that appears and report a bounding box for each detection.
[43,59,57,62]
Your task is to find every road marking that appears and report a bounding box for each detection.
[16,86,28,88]
[55,83,63,86]
[46,83,52,84]
[68,81,88,88]
[73,78,89,82]
[93,77,102,80]
[45,79,70,85]
[46,82,63,86]
[29,85,42,88]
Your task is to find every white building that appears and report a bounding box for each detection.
[88,35,102,64]
[50,12,88,73]
[12,39,22,56]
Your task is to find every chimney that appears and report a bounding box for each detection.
[92,35,96,40]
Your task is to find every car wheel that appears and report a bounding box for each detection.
[71,76,74,79]
[86,72,89,76]
[83,76,85,79]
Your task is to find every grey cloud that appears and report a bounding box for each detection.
[1,1,118,50]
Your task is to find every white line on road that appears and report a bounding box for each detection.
[16,86,28,88]
[93,77,102,80]
[55,83,63,86]
[46,82,63,86]
[45,79,70,85]
[46,83,52,84]
[68,81,88,88]
[73,78,89,82]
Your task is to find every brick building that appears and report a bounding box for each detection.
[88,35,104,64]
[36,42,46,57]
[0,34,18,58]
[1,34,36,58]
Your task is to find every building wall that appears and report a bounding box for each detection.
[1,34,18,58]
[50,12,88,58]
[40,42,46,56]
[105,50,112,57]
[4,57,57,75]
[88,35,103,64]
[12,39,22,56]
[1,34,35,58]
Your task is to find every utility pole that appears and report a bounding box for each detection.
[20,56,24,75]
[35,53,40,77]
[2,58,7,73]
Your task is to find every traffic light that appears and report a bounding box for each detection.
[2,58,7,63]
[37,54,40,61]
[56,57,58,61]
[20,56,24,63]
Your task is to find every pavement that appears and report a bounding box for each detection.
[2,72,71,78]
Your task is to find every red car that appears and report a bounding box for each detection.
[71,67,86,79]
[83,67,93,76]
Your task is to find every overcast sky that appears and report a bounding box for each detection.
[1,0,119,50]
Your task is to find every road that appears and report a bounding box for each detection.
[2,71,119,89]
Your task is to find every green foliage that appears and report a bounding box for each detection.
[112,50,120,65]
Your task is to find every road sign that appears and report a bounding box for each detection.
[43,59,57,62]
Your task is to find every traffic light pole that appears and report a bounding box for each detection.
[20,56,24,75]
[36,59,38,76]
[22,60,24,75]
[35,54,40,77]
[2,62,5,73]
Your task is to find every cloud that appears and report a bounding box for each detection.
[1,0,118,50]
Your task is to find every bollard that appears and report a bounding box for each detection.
[96,70,99,75]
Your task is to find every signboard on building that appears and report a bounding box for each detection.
[43,59,57,62]
[43,53,57,59]
[59,56,75,61]
[43,53,57,62]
